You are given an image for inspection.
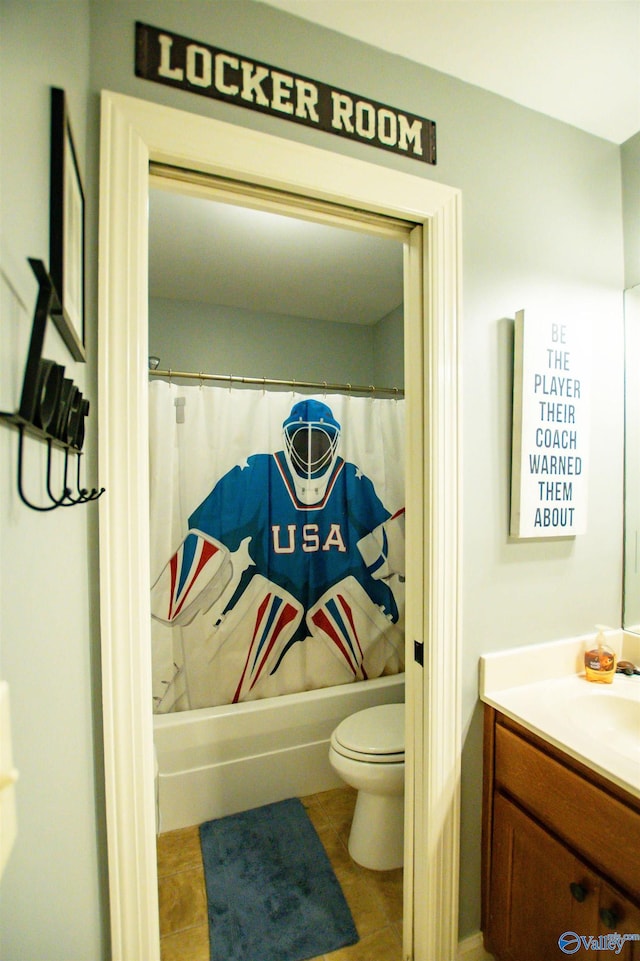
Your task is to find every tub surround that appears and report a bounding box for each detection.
[154,673,405,832]
[479,631,640,799]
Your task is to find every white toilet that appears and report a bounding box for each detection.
[329,702,405,871]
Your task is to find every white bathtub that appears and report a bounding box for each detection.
[154,673,405,832]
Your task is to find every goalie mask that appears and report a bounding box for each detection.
[282,399,341,504]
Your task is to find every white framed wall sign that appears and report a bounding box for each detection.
[510,309,592,538]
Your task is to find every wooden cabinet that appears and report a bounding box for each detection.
[482,707,640,961]
[597,883,640,961]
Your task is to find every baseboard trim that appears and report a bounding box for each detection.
[457,931,494,960]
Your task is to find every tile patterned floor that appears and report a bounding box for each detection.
[157,786,404,961]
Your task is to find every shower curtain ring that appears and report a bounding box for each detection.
[323,381,327,397]
[168,368,172,384]
[198,371,204,389]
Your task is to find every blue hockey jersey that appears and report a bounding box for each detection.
[188,450,398,651]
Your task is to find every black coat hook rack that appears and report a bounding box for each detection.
[0,258,105,511]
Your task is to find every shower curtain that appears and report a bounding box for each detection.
[149,380,405,713]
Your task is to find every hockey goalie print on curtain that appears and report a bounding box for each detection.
[149,381,405,712]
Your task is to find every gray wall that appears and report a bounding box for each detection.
[149,298,402,389]
[0,1,107,959]
[622,131,640,289]
[373,306,405,390]
[0,0,631,953]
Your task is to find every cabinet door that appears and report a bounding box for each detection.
[489,793,600,961]
[596,883,640,960]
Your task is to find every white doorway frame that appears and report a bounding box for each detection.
[98,90,461,961]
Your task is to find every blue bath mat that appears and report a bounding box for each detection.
[199,797,358,961]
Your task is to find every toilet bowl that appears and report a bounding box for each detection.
[329,702,405,870]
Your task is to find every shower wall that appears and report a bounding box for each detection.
[372,305,404,389]
[149,297,405,389]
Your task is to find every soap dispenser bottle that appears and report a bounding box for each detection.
[584,626,616,683]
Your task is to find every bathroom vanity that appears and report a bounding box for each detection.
[479,635,640,961]
[482,707,640,960]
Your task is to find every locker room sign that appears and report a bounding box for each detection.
[135,22,437,166]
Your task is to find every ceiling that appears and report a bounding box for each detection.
[149,187,404,325]
[259,0,640,145]
[149,1,639,327]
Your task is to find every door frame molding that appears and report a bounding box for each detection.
[98,90,462,961]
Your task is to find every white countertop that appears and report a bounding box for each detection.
[480,632,640,800]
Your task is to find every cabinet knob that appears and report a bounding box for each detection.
[569,882,588,903]
[599,908,619,929]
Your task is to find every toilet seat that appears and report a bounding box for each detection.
[331,703,404,764]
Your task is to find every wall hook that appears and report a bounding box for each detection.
[58,451,105,505]
[16,427,62,512]
[45,440,73,507]
[15,425,104,512]
[1,258,106,512]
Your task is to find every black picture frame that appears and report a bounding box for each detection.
[49,87,86,362]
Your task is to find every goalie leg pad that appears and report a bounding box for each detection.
[182,575,304,707]
[150,530,232,626]
[307,575,404,680]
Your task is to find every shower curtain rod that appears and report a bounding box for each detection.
[148,368,405,397]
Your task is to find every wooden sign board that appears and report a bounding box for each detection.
[135,22,436,166]
[510,310,591,538]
